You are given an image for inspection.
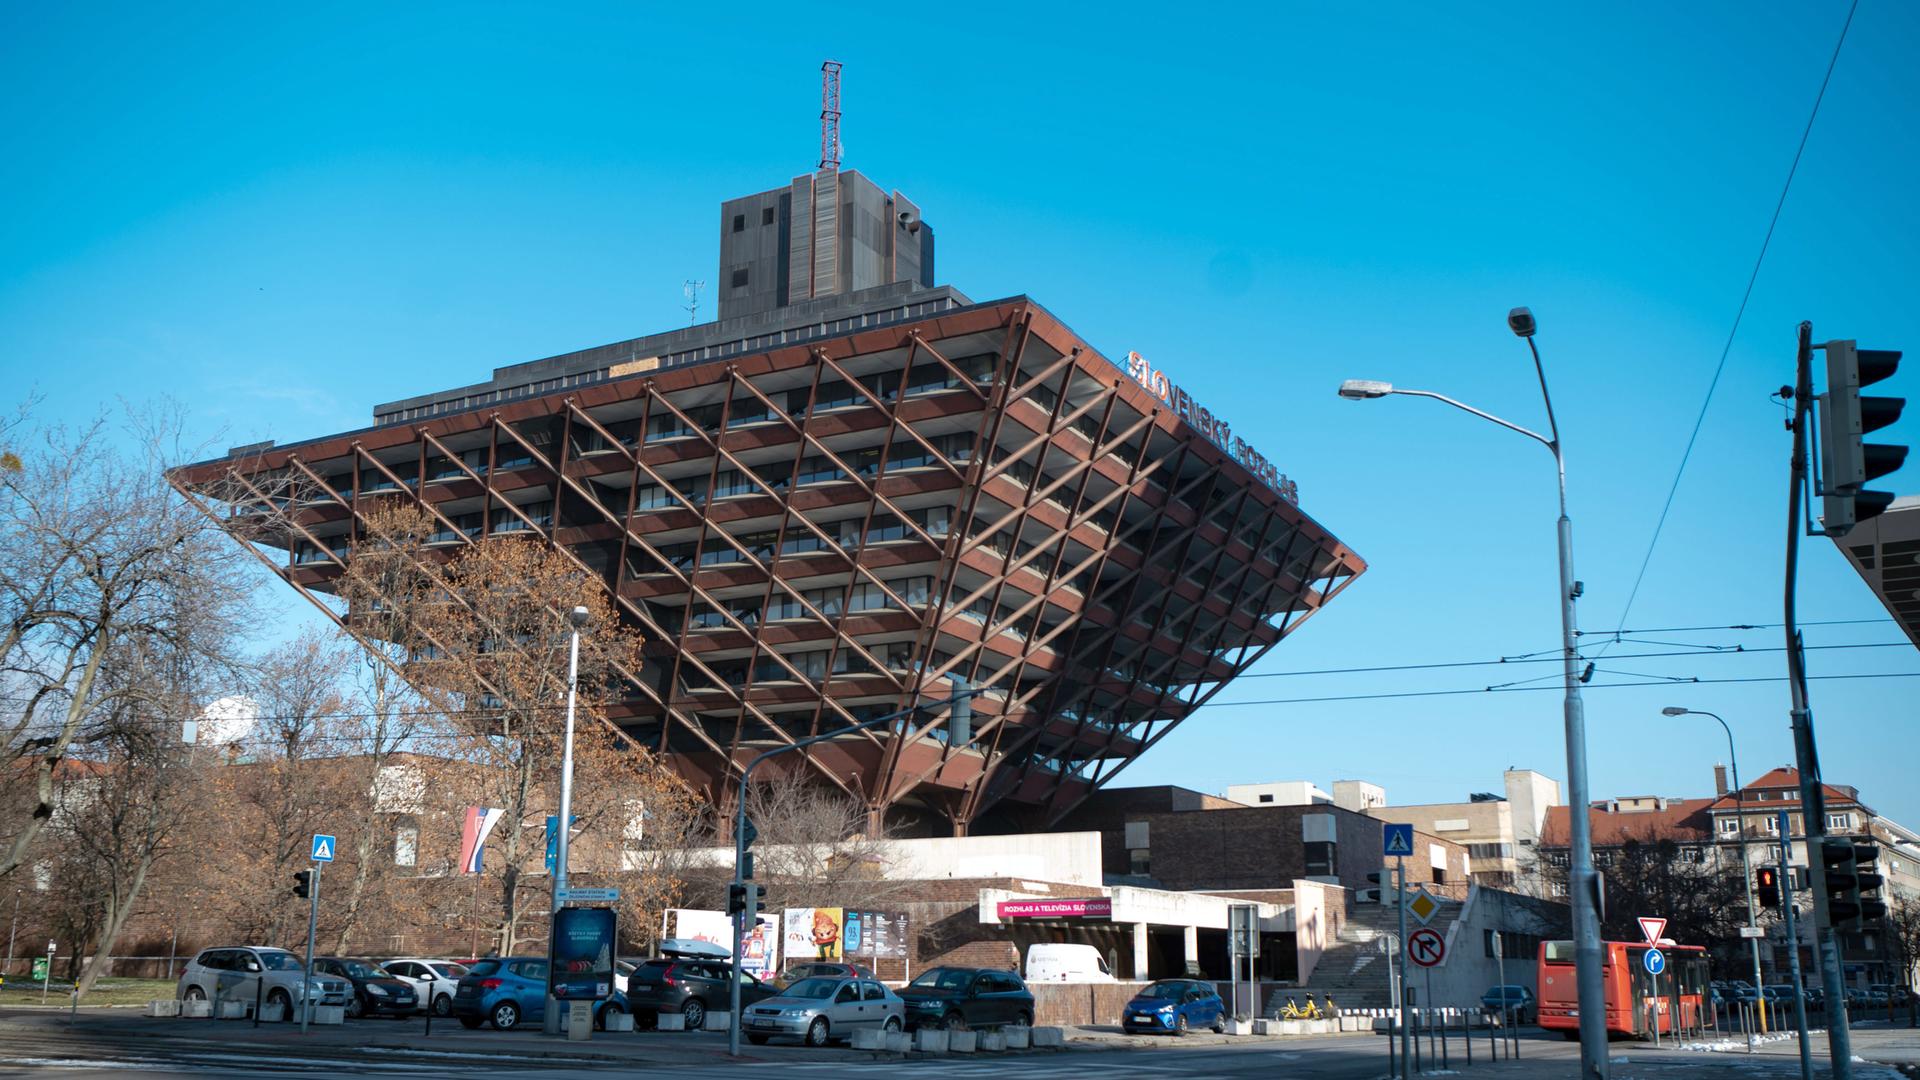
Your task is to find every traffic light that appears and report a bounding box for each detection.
[1821,837,1862,927]
[1854,841,1887,923]
[292,871,313,899]
[1755,866,1781,910]
[726,882,766,917]
[1819,340,1907,535]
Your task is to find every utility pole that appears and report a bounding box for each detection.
[300,862,321,1034]
[544,606,589,1036]
[1780,809,1813,1080]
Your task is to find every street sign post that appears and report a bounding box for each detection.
[300,833,330,1034]
[1637,916,1666,945]
[40,941,55,1003]
[1407,927,1445,968]
[1739,926,1767,939]
[1644,948,1665,1046]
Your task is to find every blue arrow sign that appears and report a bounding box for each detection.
[311,834,336,863]
[1643,948,1665,975]
[1383,823,1415,858]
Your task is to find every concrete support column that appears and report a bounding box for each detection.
[1132,923,1150,980]
[1182,925,1198,975]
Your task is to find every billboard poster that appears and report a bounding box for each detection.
[665,908,779,974]
[837,911,908,959]
[783,907,844,961]
[549,906,617,1001]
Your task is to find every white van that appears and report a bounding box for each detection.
[1024,943,1117,983]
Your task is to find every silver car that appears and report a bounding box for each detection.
[743,976,904,1047]
[176,947,351,1018]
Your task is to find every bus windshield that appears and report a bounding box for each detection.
[1543,941,1577,964]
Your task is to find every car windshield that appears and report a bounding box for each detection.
[257,952,304,971]
[1138,982,1187,1000]
[466,960,503,977]
[909,968,973,992]
[782,978,841,1000]
[339,960,389,979]
[432,963,468,977]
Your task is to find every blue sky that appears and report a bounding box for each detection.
[3,2,1916,822]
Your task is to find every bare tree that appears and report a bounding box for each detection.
[739,772,903,910]
[0,404,251,880]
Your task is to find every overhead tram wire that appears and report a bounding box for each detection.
[1601,0,1861,647]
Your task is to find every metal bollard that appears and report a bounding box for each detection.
[1463,1010,1471,1065]
[1387,1022,1396,1075]
[1440,1009,1449,1069]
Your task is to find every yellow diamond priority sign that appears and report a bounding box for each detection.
[1406,886,1442,926]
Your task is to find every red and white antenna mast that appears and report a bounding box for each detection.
[818,60,842,170]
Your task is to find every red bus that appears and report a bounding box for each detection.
[1537,939,1711,1039]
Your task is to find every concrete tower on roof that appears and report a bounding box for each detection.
[718,169,934,321]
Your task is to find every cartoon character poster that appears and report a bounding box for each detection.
[783,907,844,962]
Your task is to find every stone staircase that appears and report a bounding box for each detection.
[1264,893,1467,1015]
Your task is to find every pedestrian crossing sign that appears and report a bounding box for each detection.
[1382,823,1415,857]
[311,833,336,862]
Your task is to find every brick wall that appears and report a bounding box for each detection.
[1032,981,1149,1026]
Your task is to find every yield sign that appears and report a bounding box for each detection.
[1638,916,1667,945]
[1407,927,1446,967]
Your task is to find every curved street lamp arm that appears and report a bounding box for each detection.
[1388,388,1555,451]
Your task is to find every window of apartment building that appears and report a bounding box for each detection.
[1432,865,1448,885]
[1763,816,1779,834]
[732,213,746,232]
[1546,850,1569,867]
[1719,816,1740,836]
[1680,846,1706,863]
[1826,812,1851,831]
[393,826,418,868]
[762,206,775,225]
[1303,841,1335,877]
[1129,849,1150,875]
[732,268,749,288]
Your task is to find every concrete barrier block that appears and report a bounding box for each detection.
[181,999,212,1018]
[147,1000,181,1017]
[915,1027,949,1053]
[311,1005,345,1026]
[885,1030,911,1053]
[604,1010,634,1032]
[217,1001,249,1019]
[1031,1027,1065,1048]
[260,1003,288,1023]
[1004,1025,1030,1049]
[1251,1018,1273,1034]
[979,1030,1006,1052]
[1226,1017,1254,1035]
[1307,1019,1331,1034]
[851,1027,887,1050]
[949,1030,976,1053]
[657,1011,686,1031]
[702,1010,732,1032]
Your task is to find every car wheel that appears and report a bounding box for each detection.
[1016,1011,1033,1029]
[596,1004,623,1031]
[943,1011,967,1032]
[491,1000,520,1030]
[883,1015,902,1033]
[681,998,706,1031]
[806,1016,831,1047]
[345,995,365,1019]
[265,989,292,1021]
[432,994,453,1018]
[1175,1013,1189,1035]
[459,1016,484,1029]
[747,1033,770,1045]
[1212,1015,1226,1035]
[183,985,207,1002]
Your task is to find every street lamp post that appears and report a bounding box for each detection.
[1338,307,1609,1080]
[1662,707,1767,1031]
[543,605,590,1036]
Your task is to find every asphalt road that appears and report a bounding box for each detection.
[1,1008,1913,1078]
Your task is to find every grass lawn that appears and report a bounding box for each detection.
[0,976,175,1006]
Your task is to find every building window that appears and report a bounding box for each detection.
[1129,850,1150,875]
[1826,812,1851,831]
[1258,794,1274,804]
[1433,865,1448,885]
[1719,817,1740,836]
[1303,840,1334,877]
[1546,850,1569,867]
[732,213,746,232]
[1763,816,1779,834]
[731,267,749,288]
[394,826,418,868]
[1680,846,1706,863]
[762,206,775,225]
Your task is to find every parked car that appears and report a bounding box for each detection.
[1480,985,1536,1024]
[380,958,469,1016]
[312,957,418,1019]
[742,975,904,1046]
[897,966,1035,1032]
[1869,984,1912,1007]
[1121,978,1225,1035]
[450,956,629,1031]
[1762,985,1801,1006]
[777,961,876,987]
[624,955,776,1030]
[1025,943,1117,984]
[175,946,351,1019]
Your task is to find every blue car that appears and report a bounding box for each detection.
[1121,979,1227,1035]
[452,956,628,1031]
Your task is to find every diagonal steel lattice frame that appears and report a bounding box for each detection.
[171,298,1365,830]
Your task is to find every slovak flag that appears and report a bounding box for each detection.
[459,807,505,874]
